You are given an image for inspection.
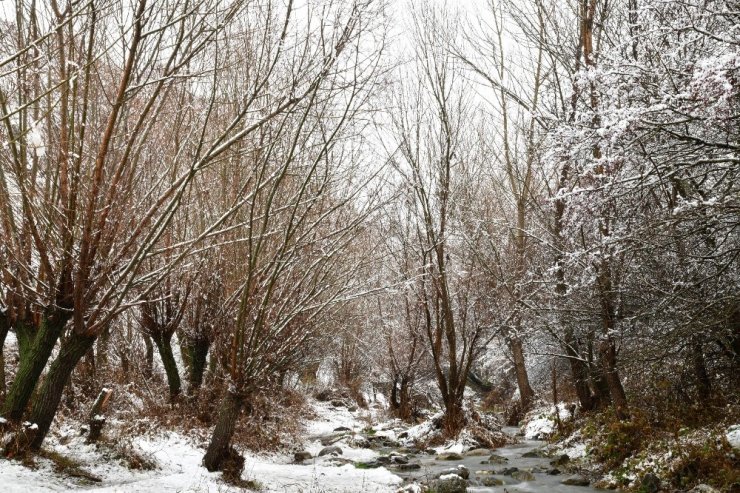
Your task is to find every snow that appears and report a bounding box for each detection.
[248,460,401,492]
[438,473,461,480]
[0,400,404,492]
[523,403,572,440]
[560,442,587,459]
[305,401,366,436]
[726,424,740,450]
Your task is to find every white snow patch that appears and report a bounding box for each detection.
[523,403,572,440]
[726,424,740,450]
[439,473,462,481]
[559,442,587,459]
[305,401,365,436]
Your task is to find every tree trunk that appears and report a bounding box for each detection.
[96,325,111,377]
[0,313,8,403]
[442,393,465,436]
[143,334,154,378]
[78,347,96,397]
[587,335,611,409]
[186,338,209,394]
[509,335,535,411]
[692,335,711,401]
[599,338,629,420]
[203,391,244,472]
[390,375,400,410]
[399,377,412,421]
[23,332,96,451]
[564,327,594,411]
[2,311,70,421]
[153,332,181,400]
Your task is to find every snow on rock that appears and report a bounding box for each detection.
[401,411,442,445]
[524,415,555,440]
[559,442,588,459]
[438,473,462,480]
[726,424,740,450]
[523,403,573,440]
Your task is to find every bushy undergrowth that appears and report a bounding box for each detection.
[551,404,740,492]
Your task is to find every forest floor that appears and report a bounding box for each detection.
[0,400,403,492]
[2,396,737,492]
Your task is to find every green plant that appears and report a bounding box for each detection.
[666,439,740,491]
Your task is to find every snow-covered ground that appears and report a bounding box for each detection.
[0,400,403,492]
[522,403,572,440]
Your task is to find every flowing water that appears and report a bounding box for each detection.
[392,426,609,492]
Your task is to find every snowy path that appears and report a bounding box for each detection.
[0,401,403,493]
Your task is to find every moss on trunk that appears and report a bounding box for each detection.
[154,333,181,400]
[2,311,70,421]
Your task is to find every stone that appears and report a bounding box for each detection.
[294,451,312,462]
[437,452,464,461]
[391,455,409,465]
[640,472,661,493]
[481,477,505,487]
[397,447,419,455]
[331,400,345,407]
[325,458,354,466]
[488,454,508,464]
[394,463,421,471]
[550,454,570,466]
[562,475,590,486]
[431,475,467,493]
[512,470,535,481]
[348,406,358,412]
[333,426,351,432]
[348,436,370,448]
[498,467,519,475]
[356,460,382,469]
[438,465,470,480]
[547,468,561,475]
[318,446,342,457]
[320,433,345,446]
[398,431,409,439]
[522,448,547,458]
[315,389,333,401]
[466,448,490,456]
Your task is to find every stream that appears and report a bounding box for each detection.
[390,426,608,492]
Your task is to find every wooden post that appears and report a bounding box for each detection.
[87,387,113,444]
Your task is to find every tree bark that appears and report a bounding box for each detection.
[2,310,70,421]
[599,337,629,419]
[692,335,711,401]
[23,331,96,451]
[588,339,612,409]
[442,394,465,435]
[203,390,244,472]
[96,325,111,376]
[143,334,154,378]
[186,338,209,394]
[509,335,535,411]
[0,313,8,403]
[563,328,594,411]
[153,332,181,400]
